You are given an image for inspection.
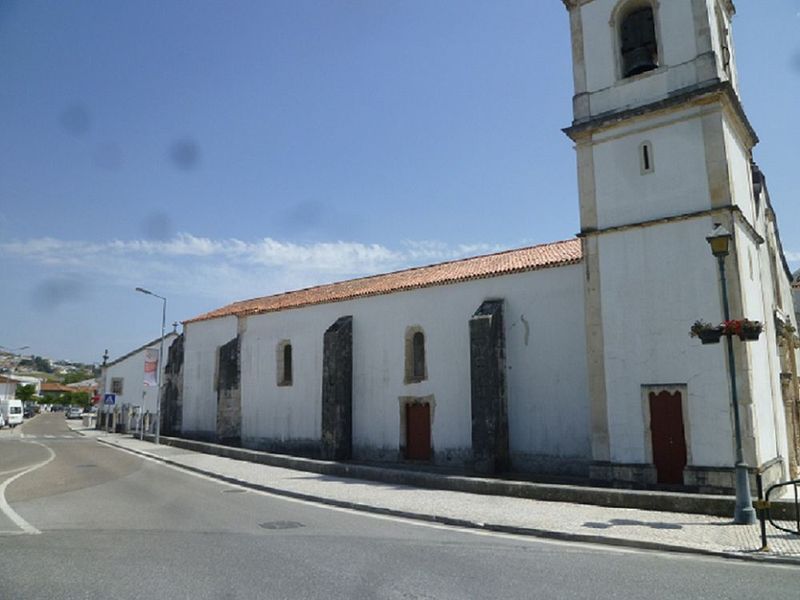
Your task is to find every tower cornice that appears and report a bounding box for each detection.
[562,0,734,15]
[563,81,756,147]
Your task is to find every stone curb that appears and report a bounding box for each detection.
[97,437,800,567]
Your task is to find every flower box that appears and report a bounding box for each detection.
[723,319,763,342]
[690,320,723,344]
[697,328,723,344]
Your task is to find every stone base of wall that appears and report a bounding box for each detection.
[684,456,785,494]
[435,447,472,468]
[181,430,217,444]
[511,454,591,479]
[353,446,591,477]
[243,436,322,459]
[589,462,658,487]
[590,457,786,494]
[353,445,473,469]
[352,445,401,464]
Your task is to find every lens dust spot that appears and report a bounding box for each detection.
[60,104,91,136]
[31,277,87,310]
[169,138,200,170]
[140,211,174,241]
[93,142,123,171]
[792,50,800,75]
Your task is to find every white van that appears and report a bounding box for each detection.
[0,399,24,428]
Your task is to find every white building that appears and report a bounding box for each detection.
[101,334,178,424]
[161,0,799,492]
[0,376,18,403]
[6,375,42,396]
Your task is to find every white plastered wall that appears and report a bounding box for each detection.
[193,265,590,465]
[591,108,711,229]
[733,222,778,467]
[723,118,755,223]
[103,334,177,415]
[724,115,784,469]
[182,315,237,436]
[598,218,736,467]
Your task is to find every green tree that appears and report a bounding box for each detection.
[67,391,90,408]
[23,356,54,373]
[15,384,35,402]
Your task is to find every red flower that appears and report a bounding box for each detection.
[723,320,743,335]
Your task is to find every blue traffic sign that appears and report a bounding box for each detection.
[103,393,116,406]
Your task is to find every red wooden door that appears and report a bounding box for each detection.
[649,391,687,485]
[406,403,431,461]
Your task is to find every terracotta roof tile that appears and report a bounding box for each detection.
[41,382,75,393]
[185,238,582,324]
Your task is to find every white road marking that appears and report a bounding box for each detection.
[0,466,28,477]
[0,441,56,535]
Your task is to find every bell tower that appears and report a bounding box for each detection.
[562,0,790,490]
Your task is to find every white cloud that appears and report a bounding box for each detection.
[0,233,506,302]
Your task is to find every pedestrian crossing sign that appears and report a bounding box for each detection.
[103,393,116,405]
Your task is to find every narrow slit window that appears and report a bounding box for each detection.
[640,141,654,174]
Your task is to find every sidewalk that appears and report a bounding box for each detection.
[71,424,800,565]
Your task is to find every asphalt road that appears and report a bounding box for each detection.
[0,413,797,599]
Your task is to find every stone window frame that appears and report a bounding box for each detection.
[611,0,662,81]
[110,377,124,395]
[404,326,428,384]
[639,140,654,175]
[276,339,293,387]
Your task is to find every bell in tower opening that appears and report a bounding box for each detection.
[620,6,658,78]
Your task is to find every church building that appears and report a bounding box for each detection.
[156,0,800,493]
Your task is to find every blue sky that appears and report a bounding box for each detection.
[1,1,799,364]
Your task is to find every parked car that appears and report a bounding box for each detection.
[23,403,36,418]
[0,399,24,428]
[66,406,83,419]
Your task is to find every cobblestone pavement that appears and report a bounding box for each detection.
[71,425,800,564]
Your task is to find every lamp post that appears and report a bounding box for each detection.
[99,349,108,430]
[706,224,756,525]
[135,287,166,445]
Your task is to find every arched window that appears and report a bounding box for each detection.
[619,4,658,78]
[277,340,293,386]
[412,331,425,380]
[404,326,427,383]
[283,343,293,384]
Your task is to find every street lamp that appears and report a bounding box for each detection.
[706,224,756,525]
[135,287,166,445]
